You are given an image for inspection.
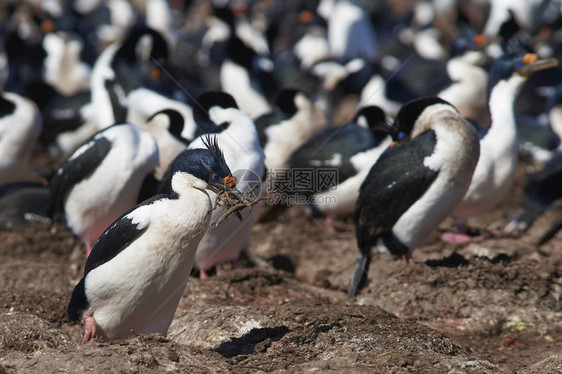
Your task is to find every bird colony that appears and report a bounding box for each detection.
[0,0,561,372]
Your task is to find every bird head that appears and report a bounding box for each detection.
[167,135,236,194]
[489,53,558,85]
[354,105,392,143]
[514,53,558,77]
[193,91,239,134]
[390,97,456,146]
[450,33,494,58]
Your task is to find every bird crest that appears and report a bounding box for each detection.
[201,134,225,163]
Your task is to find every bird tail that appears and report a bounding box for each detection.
[347,253,371,299]
[67,277,89,322]
[537,212,562,245]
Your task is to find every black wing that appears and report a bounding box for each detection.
[354,130,439,253]
[254,111,284,148]
[289,125,377,194]
[84,194,167,275]
[47,135,112,223]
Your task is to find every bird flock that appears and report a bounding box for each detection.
[1,0,561,344]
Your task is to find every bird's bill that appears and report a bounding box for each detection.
[209,175,238,194]
[472,34,499,50]
[517,54,558,77]
[222,176,237,189]
[299,10,314,24]
[150,66,161,80]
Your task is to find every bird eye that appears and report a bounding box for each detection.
[211,173,220,182]
[397,132,405,140]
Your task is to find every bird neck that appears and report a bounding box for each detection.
[484,75,524,161]
[171,173,209,198]
[488,75,525,138]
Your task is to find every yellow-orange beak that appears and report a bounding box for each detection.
[472,34,487,46]
[299,10,314,24]
[41,19,56,33]
[517,53,558,77]
[150,67,161,80]
[222,176,237,189]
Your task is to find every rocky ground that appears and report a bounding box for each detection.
[0,154,561,373]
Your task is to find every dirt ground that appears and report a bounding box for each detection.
[0,151,561,374]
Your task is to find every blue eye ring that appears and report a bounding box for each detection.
[514,61,524,69]
[397,132,405,141]
[211,173,220,182]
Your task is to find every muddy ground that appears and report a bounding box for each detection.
[0,152,561,374]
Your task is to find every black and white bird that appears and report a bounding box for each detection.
[0,92,43,186]
[443,53,558,243]
[186,92,265,278]
[287,106,390,220]
[42,31,92,96]
[67,137,237,344]
[317,0,378,62]
[90,27,169,130]
[215,6,276,119]
[255,88,327,170]
[349,97,480,298]
[437,33,490,125]
[48,123,159,256]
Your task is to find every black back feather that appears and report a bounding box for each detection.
[354,130,439,254]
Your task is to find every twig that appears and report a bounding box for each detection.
[212,184,265,229]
